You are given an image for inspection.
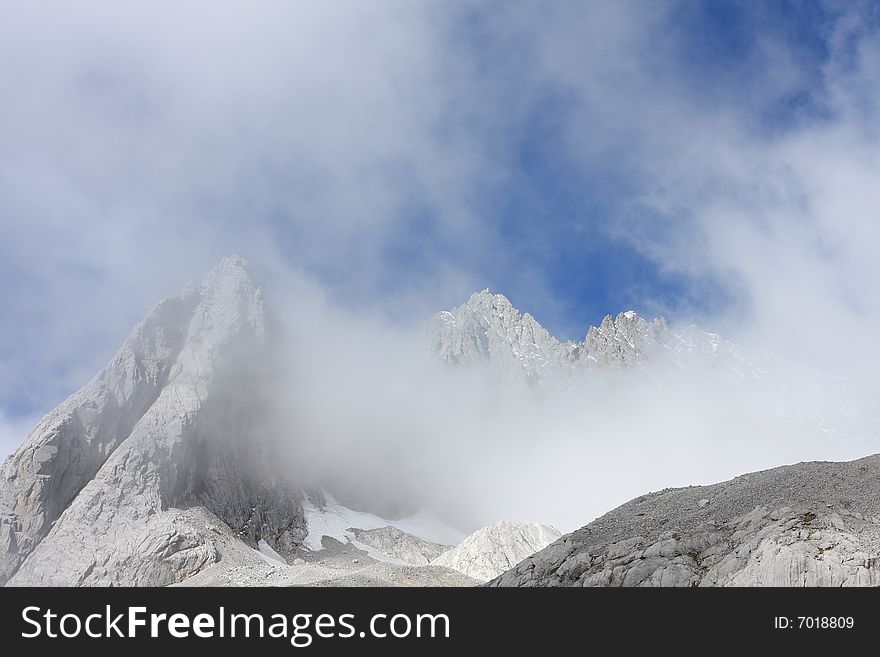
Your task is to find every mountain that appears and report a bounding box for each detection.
[490,454,880,587]
[431,521,561,581]
[428,289,776,388]
[3,263,876,588]
[347,527,449,566]
[427,288,866,385]
[428,290,579,388]
[0,257,481,588]
[0,256,306,585]
[428,290,873,446]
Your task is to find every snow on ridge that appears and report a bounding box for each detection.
[256,539,288,567]
[302,492,465,552]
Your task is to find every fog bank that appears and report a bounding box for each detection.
[267,274,880,533]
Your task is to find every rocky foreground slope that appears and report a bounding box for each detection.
[491,455,880,587]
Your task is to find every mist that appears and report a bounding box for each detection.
[263,271,880,534]
[3,3,880,535]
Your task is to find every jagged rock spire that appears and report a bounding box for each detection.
[1,256,304,586]
[428,291,681,387]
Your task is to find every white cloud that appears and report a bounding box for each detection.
[495,2,880,382]
[0,1,505,410]
[3,1,880,530]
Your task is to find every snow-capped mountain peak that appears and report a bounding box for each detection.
[427,289,572,387]
[428,292,690,387]
[427,291,782,388]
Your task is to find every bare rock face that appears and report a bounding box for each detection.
[1,256,306,586]
[428,290,578,389]
[583,311,670,369]
[431,521,561,582]
[0,284,200,583]
[426,290,833,385]
[490,455,880,587]
[427,291,748,388]
[347,526,449,566]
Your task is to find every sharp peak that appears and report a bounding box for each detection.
[200,255,256,288]
[457,290,669,335]
[471,287,503,298]
[212,254,251,274]
[467,288,514,306]
[599,309,665,323]
[605,309,642,321]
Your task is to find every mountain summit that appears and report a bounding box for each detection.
[428,290,576,387]
[0,256,305,585]
[1,262,874,587]
[428,290,757,388]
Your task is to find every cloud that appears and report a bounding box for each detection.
[2,1,880,532]
[267,274,877,533]
[484,1,880,380]
[0,1,506,413]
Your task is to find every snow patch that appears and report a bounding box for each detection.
[256,539,288,566]
[302,492,464,553]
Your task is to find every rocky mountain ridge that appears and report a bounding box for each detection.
[2,259,877,587]
[490,454,880,587]
[428,289,774,389]
[0,259,558,587]
[431,521,561,581]
[1,256,306,585]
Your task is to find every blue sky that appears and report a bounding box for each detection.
[2,1,880,447]
[349,0,871,336]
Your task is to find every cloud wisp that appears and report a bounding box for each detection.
[265,275,879,533]
[2,2,880,531]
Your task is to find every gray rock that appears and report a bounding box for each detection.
[431,521,560,582]
[428,290,578,389]
[490,454,880,587]
[584,311,670,369]
[347,526,450,566]
[427,291,747,388]
[0,283,200,583]
[2,256,306,586]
